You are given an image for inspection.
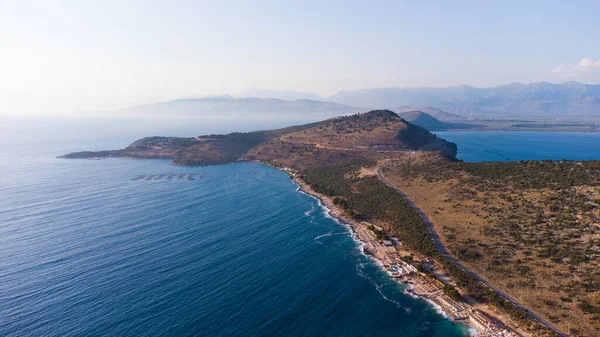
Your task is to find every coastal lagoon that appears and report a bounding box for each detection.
[0,138,467,336]
[436,131,600,162]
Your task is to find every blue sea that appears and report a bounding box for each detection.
[3,122,600,337]
[436,131,600,162]
[0,119,468,337]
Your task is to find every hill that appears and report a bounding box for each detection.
[328,82,600,118]
[397,111,447,130]
[246,110,456,168]
[397,110,483,131]
[59,110,457,166]
[393,106,465,121]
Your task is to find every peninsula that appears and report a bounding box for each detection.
[61,110,598,337]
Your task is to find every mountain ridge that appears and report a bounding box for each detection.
[237,89,321,101]
[327,81,600,117]
[77,95,359,119]
[118,96,359,118]
[76,81,600,120]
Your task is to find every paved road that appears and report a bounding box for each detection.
[377,160,568,337]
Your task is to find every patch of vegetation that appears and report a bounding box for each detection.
[443,284,461,301]
[302,159,557,336]
[303,159,440,255]
[388,157,600,336]
[398,159,600,189]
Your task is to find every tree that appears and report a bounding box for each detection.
[443,284,461,301]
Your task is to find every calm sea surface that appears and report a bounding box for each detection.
[0,133,467,336]
[436,131,600,162]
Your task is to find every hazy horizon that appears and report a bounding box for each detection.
[2,1,600,115]
[4,79,600,117]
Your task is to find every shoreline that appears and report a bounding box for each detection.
[281,166,481,335]
[268,163,523,337]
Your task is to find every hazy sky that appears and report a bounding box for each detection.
[2,0,600,115]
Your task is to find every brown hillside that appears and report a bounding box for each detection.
[246,110,456,169]
[60,110,456,167]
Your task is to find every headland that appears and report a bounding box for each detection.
[60,109,598,336]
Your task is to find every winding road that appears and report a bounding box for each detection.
[377,160,568,337]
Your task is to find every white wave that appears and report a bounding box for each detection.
[313,232,347,243]
[468,326,480,336]
[304,204,315,216]
[314,232,333,240]
[355,260,406,309]
[294,184,362,253]
[375,284,403,308]
[424,298,451,320]
[355,262,368,279]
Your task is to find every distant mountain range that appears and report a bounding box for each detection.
[327,82,600,118]
[113,95,359,119]
[237,89,321,101]
[83,82,600,120]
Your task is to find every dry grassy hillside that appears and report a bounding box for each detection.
[383,155,600,337]
[247,110,456,168]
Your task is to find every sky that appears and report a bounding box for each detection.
[2,0,600,115]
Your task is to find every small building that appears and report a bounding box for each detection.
[383,240,393,246]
